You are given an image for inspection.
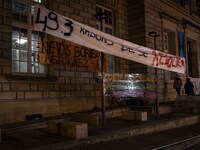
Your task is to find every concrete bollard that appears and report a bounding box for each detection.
[122,111,147,121]
[46,120,63,135]
[74,114,102,125]
[60,121,88,139]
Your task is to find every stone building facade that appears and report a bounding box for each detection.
[0,0,200,124]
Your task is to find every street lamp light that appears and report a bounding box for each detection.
[148,31,160,116]
[93,12,109,126]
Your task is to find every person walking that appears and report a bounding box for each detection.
[184,78,194,95]
[173,74,182,96]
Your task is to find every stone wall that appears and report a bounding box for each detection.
[0,0,130,125]
[143,0,200,102]
[0,0,102,125]
[0,0,12,75]
[127,0,147,74]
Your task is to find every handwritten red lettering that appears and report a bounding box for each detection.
[151,51,159,66]
[152,51,184,68]
[159,52,165,65]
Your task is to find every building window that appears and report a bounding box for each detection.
[95,5,115,73]
[12,0,47,74]
[163,29,176,55]
[163,33,169,51]
[179,0,189,6]
[164,29,176,80]
[187,38,198,77]
[32,0,47,3]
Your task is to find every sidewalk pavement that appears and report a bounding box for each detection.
[0,108,200,150]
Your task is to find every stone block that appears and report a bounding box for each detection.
[46,120,63,135]
[130,106,155,115]
[122,111,134,120]
[60,121,88,139]
[74,114,101,125]
[122,111,147,121]
[106,108,126,118]
[135,111,147,121]
[25,92,42,99]
[3,83,10,91]
[0,92,16,100]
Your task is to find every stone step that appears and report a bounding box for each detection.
[175,95,200,114]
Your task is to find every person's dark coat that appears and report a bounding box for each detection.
[184,78,194,95]
[173,75,182,95]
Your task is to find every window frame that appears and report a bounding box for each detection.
[187,38,198,77]
[163,28,177,80]
[163,32,169,52]
[95,5,115,73]
[12,0,48,75]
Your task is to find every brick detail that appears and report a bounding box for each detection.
[25,92,42,99]
[60,71,75,77]
[31,84,38,91]
[17,92,25,99]
[71,78,85,84]
[11,84,30,91]
[43,92,49,98]
[0,58,10,66]
[0,92,16,100]
[50,91,64,98]
[81,72,93,78]
[60,84,76,91]
[38,84,54,91]
[2,66,11,74]
[81,85,94,91]
[3,83,10,91]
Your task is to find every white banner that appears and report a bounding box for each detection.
[34,5,186,74]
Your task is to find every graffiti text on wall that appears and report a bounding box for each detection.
[37,41,107,71]
[104,73,157,103]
